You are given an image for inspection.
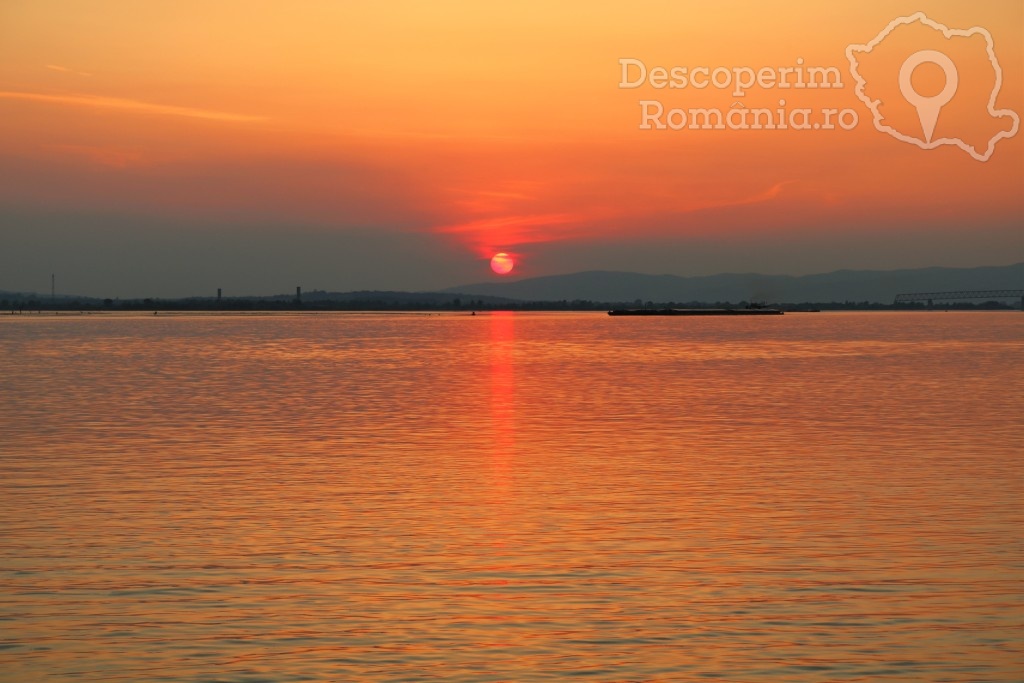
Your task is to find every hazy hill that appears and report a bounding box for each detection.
[442,263,1023,304]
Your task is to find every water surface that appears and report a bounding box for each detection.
[1,312,1021,681]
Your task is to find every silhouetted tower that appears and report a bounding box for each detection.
[296,286,302,303]
[217,288,222,301]
[51,274,55,302]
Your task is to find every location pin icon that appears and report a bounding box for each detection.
[899,50,958,144]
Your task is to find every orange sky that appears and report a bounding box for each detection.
[0,0,1020,294]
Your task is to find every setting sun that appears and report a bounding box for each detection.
[490,252,514,275]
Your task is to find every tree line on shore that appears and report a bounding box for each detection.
[2,294,1017,312]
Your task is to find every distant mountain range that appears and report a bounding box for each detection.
[443,263,1023,304]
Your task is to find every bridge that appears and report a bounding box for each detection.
[893,289,1024,307]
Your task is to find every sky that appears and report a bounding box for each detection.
[1,0,1021,297]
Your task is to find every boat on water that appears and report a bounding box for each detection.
[607,308,783,316]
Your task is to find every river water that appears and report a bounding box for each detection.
[1,311,1021,681]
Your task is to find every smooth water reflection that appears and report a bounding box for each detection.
[0,312,1021,681]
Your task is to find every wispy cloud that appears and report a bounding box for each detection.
[435,182,795,253]
[437,212,580,254]
[686,181,794,214]
[45,64,93,77]
[43,143,145,168]
[439,213,577,235]
[0,90,265,123]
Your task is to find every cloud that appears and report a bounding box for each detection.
[0,90,265,123]
[45,64,93,77]
[434,181,794,257]
[437,213,579,254]
[43,144,145,168]
[684,181,793,214]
